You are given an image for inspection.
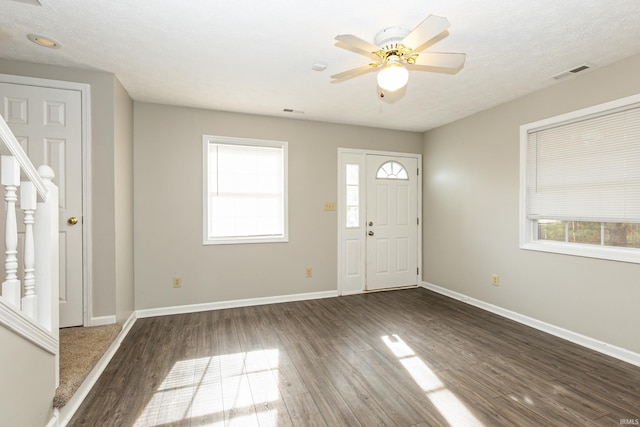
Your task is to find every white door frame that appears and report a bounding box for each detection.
[337,148,422,295]
[0,73,93,326]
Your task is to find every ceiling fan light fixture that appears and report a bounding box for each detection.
[377,56,408,92]
[332,14,465,95]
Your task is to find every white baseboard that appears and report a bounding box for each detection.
[421,281,640,367]
[57,312,137,427]
[340,289,366,296]
[46,409,59,427]
[136,290,339,319]
[88,315,116,327]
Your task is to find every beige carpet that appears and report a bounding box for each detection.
[53,323,122,408]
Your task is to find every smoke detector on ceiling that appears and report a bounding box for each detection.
[311,62,327,71]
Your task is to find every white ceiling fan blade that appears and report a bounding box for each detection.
[335,34,382,58]
[412,52,466,69]
[401,15,450,50]
[330,63,378,82]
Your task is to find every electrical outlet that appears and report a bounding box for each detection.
[173,276,182,288]
[305,268,312,278]
[491,274,499,286]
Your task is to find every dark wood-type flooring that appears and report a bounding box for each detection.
[69,288,640,426]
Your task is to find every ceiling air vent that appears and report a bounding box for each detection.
[551,63,594,80]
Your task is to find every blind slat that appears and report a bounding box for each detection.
[527,105,640,222]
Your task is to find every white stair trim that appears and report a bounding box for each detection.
[56,312,137,427]
[0,296,56,354]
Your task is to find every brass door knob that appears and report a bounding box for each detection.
[68,217,79,225]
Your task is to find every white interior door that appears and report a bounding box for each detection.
[365,155,418,290]
[0,82,84,327]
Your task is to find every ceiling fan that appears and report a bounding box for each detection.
[331,14,466,95]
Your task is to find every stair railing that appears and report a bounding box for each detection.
[0,113,59,355]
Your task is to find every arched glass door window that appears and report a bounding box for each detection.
[376,161,408,180]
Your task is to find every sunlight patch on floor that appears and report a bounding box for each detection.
[382,334,484,427]
[134,349,280,426]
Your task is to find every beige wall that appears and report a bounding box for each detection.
[114,78,135,323]
[133,103,423,309]
[0,326,56,427]
[0,59,120,320]
[423,53,640,354]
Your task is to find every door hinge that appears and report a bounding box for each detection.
[417,168,420,176]
[417,267,420,275]
[417,217,419,225]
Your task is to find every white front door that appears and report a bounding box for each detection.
[0,82,84,327]
[365,155,418,290]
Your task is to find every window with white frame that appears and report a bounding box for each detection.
[345,164,360,228]
[520,94,640,263]
[203,135,288,245]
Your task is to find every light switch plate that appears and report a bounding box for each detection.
[323,201,336,211]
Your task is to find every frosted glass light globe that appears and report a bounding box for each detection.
[377,56,409,92]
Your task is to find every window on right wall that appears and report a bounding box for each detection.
[519,94,640,264]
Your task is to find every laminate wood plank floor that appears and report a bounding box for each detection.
[69,288,640,426]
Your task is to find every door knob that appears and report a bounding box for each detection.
[368,231,374,236]
[68,216,79,225]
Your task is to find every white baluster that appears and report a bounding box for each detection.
[34,165,58,334]
[21,181,37,320]
[2,156,21,308]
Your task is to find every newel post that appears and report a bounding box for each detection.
[2,156,21,308]
[34,165,59,334]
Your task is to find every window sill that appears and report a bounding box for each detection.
[203,236,289,246]
[520,241,640,264]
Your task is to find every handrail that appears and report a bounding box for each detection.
[0,115,49,201]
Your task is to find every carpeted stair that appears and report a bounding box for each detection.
[53,323,122,408]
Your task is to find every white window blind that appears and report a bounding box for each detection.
[526,105,640,223]
[204,136,287,244]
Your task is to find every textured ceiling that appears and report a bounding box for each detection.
[1,0,640,132]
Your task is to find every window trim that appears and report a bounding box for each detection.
[202,135,288,245]
[519,93,640,264]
